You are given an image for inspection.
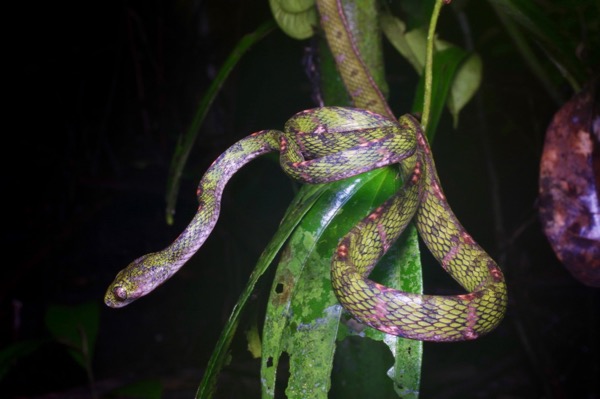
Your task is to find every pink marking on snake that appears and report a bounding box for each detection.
[373,296,389,320]
[377,223,389,251]
[336,54,346,63]
[431,181,445,200]
[441,244,459,269]
[417,133,430,154]
[378,324,403,336]
[301,172,313,181]
[314,125,326,134]
[463,304,478,340]
[292,160,309,168]
[368,206,384,221]
[411,161,422,183]
[336,243,348,259]
[489,266,503,281]
[457,292,477,301]
[461,231,475,245]
[365,282,397,321]
[351,88,364,97]
[279,136,287,152]
[373,281,398,294]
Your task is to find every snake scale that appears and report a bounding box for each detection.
[105,0,507,342]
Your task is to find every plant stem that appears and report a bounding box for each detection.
[421,0,445,132]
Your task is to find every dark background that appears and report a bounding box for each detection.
[3,0,598,398]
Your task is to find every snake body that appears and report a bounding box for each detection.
[105,0,507,342]
[316,0,505,340]
[105,107,416,307]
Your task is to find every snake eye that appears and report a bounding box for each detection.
[113,286,128,301]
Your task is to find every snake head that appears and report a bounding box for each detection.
[104,270,145,308]
[104,253,164,308]
[104,283,139,308]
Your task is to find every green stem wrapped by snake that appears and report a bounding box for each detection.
[105,0,507,342]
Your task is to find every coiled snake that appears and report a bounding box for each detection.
[105,0,507,342]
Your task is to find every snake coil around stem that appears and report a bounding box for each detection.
[106,0,507,342]
[105,106,506,342]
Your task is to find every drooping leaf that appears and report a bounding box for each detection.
[447,53,482,127]
[379,14,422,72]
[270,0,318,40]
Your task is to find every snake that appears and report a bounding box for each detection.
[105,0,507,342]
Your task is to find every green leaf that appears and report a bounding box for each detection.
[269,0,318,40]
[44,302,99,371]
[245,320,262,359]
[447,53,482,127]
[261,166,422,398]
[380,17,424,72]
[195,183,328,399]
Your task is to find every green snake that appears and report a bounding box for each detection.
[105,0,507,342]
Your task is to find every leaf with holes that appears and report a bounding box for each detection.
[261,166,421,398]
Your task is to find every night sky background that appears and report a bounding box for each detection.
[3,1,598,398]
